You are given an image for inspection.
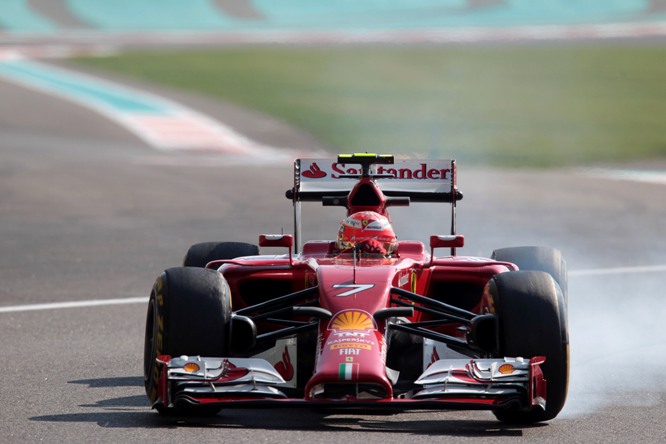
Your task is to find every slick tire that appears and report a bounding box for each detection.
[491,246,568,305]
[183,241,259,267]
[143,267,232,416]
[489,271,569,423]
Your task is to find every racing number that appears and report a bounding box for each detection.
[332,284,374,297]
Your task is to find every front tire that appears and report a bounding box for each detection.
[488,271,569,423]
[143,267,232,415]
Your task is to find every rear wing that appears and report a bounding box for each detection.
[286,157,461,203]
[285,155,462,252]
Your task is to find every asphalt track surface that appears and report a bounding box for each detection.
[1,63,665,443]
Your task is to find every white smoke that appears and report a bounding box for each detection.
[562,273,666,416]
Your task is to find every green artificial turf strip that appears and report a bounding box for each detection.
[75,45,666,166]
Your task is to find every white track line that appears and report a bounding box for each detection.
[579,168,666,186]
[0,297,148,314]
[1,264,664,314]
[569,264,666,277]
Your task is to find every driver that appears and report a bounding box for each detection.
[335,211,398,258]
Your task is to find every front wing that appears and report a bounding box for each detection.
[154,355,546,413]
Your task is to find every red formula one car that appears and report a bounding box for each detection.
[143,154,569,423]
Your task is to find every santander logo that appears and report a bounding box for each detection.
[302,163,327,179]
[301,161,451,181]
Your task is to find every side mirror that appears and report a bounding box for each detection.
[429,235,464,249]
[429,235,464,263]
[259,234,294,248]
[259,234,294,264]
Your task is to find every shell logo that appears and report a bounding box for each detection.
[329,310,375,331]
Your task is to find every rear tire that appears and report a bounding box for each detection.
[183,241,259,267]
[488,271,569,423]
[143,267,232,416]
[491,246,568,305]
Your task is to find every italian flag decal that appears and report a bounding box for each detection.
[338,363,359,381]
